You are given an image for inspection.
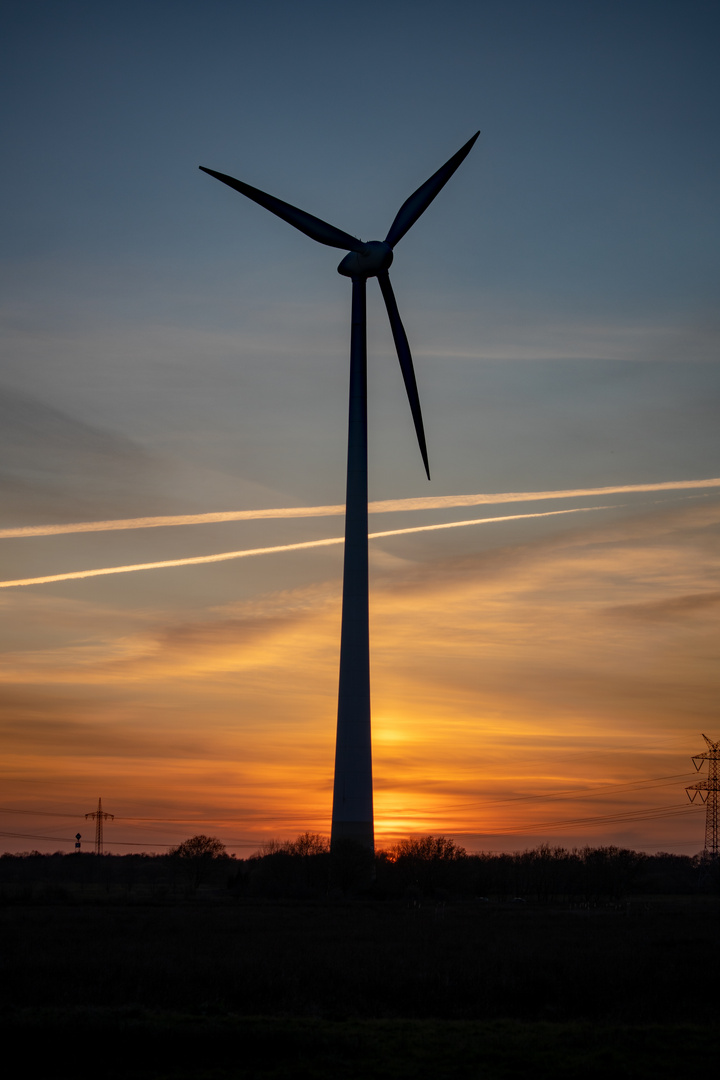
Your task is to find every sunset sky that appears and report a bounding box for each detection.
[1,0,718,855]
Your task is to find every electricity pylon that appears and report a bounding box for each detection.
[686,734,719,857]
[85,797,114,855]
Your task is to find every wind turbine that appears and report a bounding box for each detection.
[200,132,479,853]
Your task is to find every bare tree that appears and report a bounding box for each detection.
[288,833,329,857]
[169,835,227,889]
[388,835,468,898]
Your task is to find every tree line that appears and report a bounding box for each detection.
[1,833,716,900]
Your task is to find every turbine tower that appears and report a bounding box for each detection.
[686,734,719,857]
[200,133,479,853]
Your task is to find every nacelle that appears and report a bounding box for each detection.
[337,240,393,279]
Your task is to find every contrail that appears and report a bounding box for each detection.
[0,505,606,589]
[1,477,717,540]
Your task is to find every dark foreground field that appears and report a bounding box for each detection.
[2,896,718,1078]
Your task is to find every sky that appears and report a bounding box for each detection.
[1,0,718,856]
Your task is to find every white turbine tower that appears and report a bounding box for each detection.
[201,132,479,853]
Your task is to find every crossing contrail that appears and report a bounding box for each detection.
[0,505,607,588]
[1,477,717,540]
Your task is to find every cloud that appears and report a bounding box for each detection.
[3,478,719,591]
[2,476,718,538]
[5,498,716,703]
[2,496,716,850]
[0,708,207,760]
[0,384,164,521]
[0,505,610,588]
[605,591,720,622]
[411,306,720,363]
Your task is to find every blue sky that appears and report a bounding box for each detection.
[1,1,718,853]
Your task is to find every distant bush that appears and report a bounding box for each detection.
[243,832,331,897]
[169,835,228,889]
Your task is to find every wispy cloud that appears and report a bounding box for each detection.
[2,477,718,539]
[604,591,720,622]
[2,498,715,852]
[0,506,606,588]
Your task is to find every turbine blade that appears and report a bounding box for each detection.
[384,131,480,249]
[199,167,367,254]
[377,272,430,480]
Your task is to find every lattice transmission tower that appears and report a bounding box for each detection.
[85,797,114,855]
[686,734,719,857]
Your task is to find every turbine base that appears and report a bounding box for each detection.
[330,819,374,853]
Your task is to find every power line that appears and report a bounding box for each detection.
[0,772,698,823]
[491,803,702,835]
[444,773,698,813]
[0,830,79,844]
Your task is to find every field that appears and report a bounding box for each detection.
[2,891,718,1078]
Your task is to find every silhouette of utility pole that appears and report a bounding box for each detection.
[85,798,114,855]
[686,735,719,857]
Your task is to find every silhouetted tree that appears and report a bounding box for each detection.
[244,834,331,897]
[287,832,329,857]
[388,835,468,898]
[580,845,644,902]
[391,836,467,861]
[169,835,227,889]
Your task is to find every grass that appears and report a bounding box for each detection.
[2,895,718,1076]
[2,899,718,1021]
[3,1011,717,1078]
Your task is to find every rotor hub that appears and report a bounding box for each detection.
[337,240,393,279]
